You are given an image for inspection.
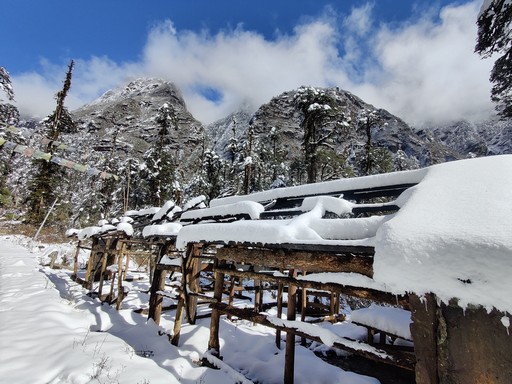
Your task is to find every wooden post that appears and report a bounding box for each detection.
[208,259,226,357]
[108,272,116,303]
[184,244,200,325]
[300,271,307,346]
[148,268,167,325]
[409,293,438,384]
[149,243,169,325]
[97,252,108,298]
[85,238,98,290]
[227,274,237,321]
[72,240,81,278]
[171,292,185,346]
[254,278,262,313]
[115,242,127,310]
[123,244,130,281]
[284,269,297,384]
[276,281,284,349]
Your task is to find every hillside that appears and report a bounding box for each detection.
[1,77,510,226]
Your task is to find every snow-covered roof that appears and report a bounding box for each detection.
[175,195,372,249]
[180,201,265,221]
[177,155,512,313]
[373,155,512,314]
[142,222,183,238]
[209,168,426,207]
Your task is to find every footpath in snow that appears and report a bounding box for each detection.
[0,235,380,384]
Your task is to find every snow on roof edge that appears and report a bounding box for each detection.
[210,168,427,207]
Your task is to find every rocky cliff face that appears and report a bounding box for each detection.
[419,119,512,157]
[72,78,205,161]
[207,86,464,183]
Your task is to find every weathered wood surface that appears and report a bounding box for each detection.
[437,302,512,384]
[213,267,409,308]
[215,247,373,276]
[147,268,167,324]
[409,294,438,384]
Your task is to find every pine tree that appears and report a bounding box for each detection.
[25,60,76,225]
[476,0,512,117]
[144,103,177,206]
[0,66,18,207]
[357,110,380,175]
[294,87,347,183]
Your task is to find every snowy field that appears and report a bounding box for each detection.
[0,235,380,384]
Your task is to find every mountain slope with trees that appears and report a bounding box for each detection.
[1,77,510,228]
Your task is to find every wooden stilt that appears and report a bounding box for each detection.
[97,252,108,298]
[184,244,200,325]
[148,269,167,324]
[72,240,81,278]
[276,281,284,349]
[171,292,185,346]
[254,278,262,313]
[85,239,98,290]
[148,243,169,325]
[208,259,226,357]
[300,271,307,346]
[108,272,116,303]
[115,241,127,310]
[122,243,130,280]
[227,274,237,320]
[284,269,297,384]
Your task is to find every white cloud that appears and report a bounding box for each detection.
[10,1,496,127]
[353,1,495,126]
[141,18,346,123]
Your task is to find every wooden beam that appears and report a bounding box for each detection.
[216,246,373,276]
[214,267,409,308]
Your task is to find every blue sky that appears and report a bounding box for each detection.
[2,0,495,126]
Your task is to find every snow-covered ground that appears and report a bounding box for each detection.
[0,235,380,384]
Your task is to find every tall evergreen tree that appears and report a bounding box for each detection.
[144,103,177,206]
[26,60,76,224]
[476,0,512,117]
[0,66,18,207]
[294,87,346,183]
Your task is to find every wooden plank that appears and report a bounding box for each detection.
[216,247,373,276]
[214,267,409,308]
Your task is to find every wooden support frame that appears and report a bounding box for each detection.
[211,301,415,371]
[213,267,409,308]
